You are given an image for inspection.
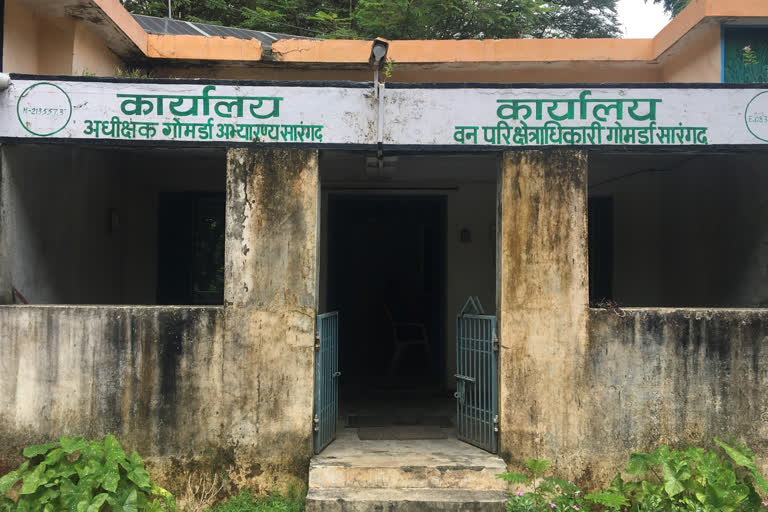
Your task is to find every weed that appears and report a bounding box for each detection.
[204,486,305,512]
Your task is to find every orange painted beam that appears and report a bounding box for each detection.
[705,0,768,17]
[271,39,372,63]
[147,34,262,61]
[389,39,654,63]
[92,0,148,53]
[46,0,768,67]
[271,38,654,64]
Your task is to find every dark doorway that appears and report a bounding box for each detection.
[327,196,446,401]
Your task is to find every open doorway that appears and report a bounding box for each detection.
[326,194,451,439]
[318,152,499,443]
[327,196,446,394]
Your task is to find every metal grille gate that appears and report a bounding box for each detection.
[455,297,499,453]
[314,311,340,454]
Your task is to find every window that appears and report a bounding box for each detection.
[723,26,768,83]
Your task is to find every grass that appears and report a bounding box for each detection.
[204,488,305,512]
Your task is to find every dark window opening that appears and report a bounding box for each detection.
[588,152,768,308]
[588,197,614,304]
[158,192,225,305]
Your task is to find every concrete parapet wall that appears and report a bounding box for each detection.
[0,306,234,486]
[584,308,768,481]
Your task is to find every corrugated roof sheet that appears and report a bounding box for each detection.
[132,14,315,50]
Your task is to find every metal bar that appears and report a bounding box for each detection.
[472,316,478,444]
[482,317,487,449]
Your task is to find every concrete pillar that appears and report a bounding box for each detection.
[223,147,319,482]
[497,150,589,475]
[0,146,13,304]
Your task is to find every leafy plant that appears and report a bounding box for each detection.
[382,58,396,81]
[498,458,592,511]
[743,45,764,84]
[204,487,304,512]
[585,438,768,512]
[0,435,175,512]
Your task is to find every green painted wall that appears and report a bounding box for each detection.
[724,27,768,83]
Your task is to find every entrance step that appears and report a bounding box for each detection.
[305,488,507,511]
[308,429,509,511]
[310,430,507,490]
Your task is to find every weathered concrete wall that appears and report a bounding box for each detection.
[499,150,768,487]
[222,147,319,481]
[497,150,590,473]
[586,308,768,481]
[0,306,227,480]
[0,147,320,494]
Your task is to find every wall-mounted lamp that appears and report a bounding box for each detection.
[365,155,397,178]
[370,38,389,69]
[0,73,11,91]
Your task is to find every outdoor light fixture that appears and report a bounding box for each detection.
[370,38,389,68]
[0,73,11,91]
[365,155,397,178]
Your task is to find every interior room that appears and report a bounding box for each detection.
[1,144,226,305]
[588,151,768,308]
[319,151,498,438]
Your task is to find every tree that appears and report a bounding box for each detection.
[122,0,622,40]
[530,0,621,39]
[648,0,691,17]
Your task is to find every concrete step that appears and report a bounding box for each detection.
[309,430,508,491]
[305,488,508,512]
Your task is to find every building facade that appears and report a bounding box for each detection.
[1,0,768,498]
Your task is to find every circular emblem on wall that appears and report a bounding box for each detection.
[16,82,73,137]
[745,91,768,142]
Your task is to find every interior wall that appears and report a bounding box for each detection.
[319,153,497,390]
[72,21,123,77]
[3,0,39,74]
[659,21,722,83]
[1,144,224,305]
[589,152,768,307]
[2,0,121,75]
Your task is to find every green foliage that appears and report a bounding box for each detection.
[204,488,304,512]
[0,435,175,512]
[646,0,691,17]
[498,458,592,512]
[382,58,396,81]
[121,0,621,40]
[724,28,768,83]
[612,440,767,511]
[500,440,768,512]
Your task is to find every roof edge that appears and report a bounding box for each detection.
[39,0,768,67]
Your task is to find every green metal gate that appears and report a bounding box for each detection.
[314,311,340,454]
[455,297,498,453]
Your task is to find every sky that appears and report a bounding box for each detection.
[616,0,671,38]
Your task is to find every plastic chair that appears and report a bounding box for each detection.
[384,304,431,376]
